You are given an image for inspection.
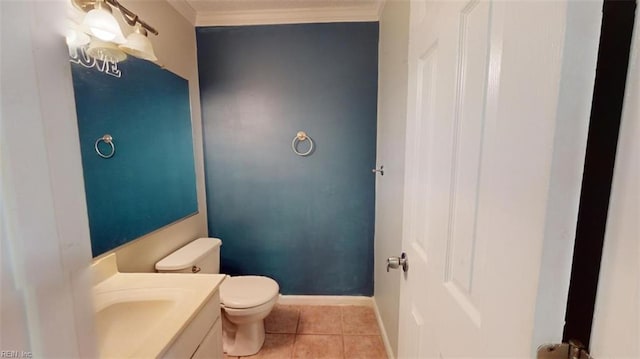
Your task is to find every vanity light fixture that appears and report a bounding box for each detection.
[87,39,127,63]
[71,0,159,62]
[82,0,126,43]
[119,24,158,62]
[65,22,91,48]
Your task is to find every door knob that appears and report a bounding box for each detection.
[387,252,408,272]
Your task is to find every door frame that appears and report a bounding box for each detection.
[562,0,636,349]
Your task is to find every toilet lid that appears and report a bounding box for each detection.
[220,276,279,309]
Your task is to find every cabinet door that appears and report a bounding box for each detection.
[192,317,223,359]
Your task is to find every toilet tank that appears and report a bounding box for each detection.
[155,238,222,274]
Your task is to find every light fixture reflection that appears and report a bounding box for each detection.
[87,39,127,63]
[66,26,91,48]
[120,24,158,62]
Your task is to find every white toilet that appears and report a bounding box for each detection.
[155,237,279,357]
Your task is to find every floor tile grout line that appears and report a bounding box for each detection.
[261,304,385,358]
[341,306,345,358]
[292,306,301,358]
[340,305,344,335]
[295,305,300,335]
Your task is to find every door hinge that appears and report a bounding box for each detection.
[537,340,593,359]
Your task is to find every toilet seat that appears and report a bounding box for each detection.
[220,276,279,309]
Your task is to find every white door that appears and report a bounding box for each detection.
[398,1,599,357]
[590,17,640,359]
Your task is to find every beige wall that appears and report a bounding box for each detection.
[374,1,409,357]
[101,0,208,272]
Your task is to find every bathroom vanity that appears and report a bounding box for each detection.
[161,291,222,358]
[91,254,226,358]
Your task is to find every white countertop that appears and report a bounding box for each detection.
[91,253,226,358]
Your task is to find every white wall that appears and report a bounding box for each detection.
[374,1,409,357]
[97,0,208,272]
[531,0,602,348]
[1,0,96,356]
[590,17,640,358]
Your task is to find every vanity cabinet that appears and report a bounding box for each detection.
[162,292,222,359]
[191,318,222,359]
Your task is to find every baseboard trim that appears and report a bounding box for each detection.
[373,299,396,359]
[277,295,374,306]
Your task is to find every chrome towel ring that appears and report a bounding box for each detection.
[292,131,314,156]
[95,134,115,159]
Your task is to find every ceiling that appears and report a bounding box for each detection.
[168,0,384,26]
[187,0,377,12]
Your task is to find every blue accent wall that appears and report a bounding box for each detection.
[197,23,378,295]
[71,57,198,257]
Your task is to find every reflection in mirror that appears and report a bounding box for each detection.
[70,50,198,257]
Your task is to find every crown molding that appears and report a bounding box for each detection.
[376,0,387,19]
[195,4,381,27]
[166,0,197,25]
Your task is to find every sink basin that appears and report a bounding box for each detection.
[94,289,183,358]
[91,254,226,358]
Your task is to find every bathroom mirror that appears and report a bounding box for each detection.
[70,51,198,257]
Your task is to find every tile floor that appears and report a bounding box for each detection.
[223,304,388,359]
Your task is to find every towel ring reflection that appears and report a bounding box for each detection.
[292,131,314,156]
[95,134,115,159]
